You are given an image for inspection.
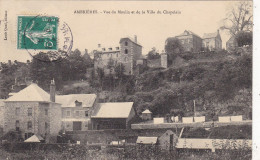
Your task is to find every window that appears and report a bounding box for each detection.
[27,121,32,130]
[85,111,89,117]
[45,109,48,116]
[66,110,71,117]
[15,108,20,116]
[124,49,128,54]
[15,120,20,131]
[45,122,48,130]
[125,41,128,46]
[75,111,80,117]
[28,108,32,116]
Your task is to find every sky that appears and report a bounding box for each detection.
[0,1,240,62]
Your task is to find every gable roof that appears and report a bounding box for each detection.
[5,83,51,102]
[120,37,142,47]
[203,32,218,39]
[142,109,151,114]
[24,135,44,143]
[91,102,134,118]
[176,30,201,38]
[56,94,96,108]
[136,136,158,144]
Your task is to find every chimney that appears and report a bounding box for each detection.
[50,79,56,102]
[134,35,137,43]
[217,29,220,34]
[98,44,101,48]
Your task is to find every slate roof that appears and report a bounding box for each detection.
[91,102,134,118]
[5,83,51,102]
[136,136,158,144]
[56,94,96,108]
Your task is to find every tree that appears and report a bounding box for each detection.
[165,37,183,65]
[220,1,253,36]
[147,47,160,60]
[114,63,125,79]
[235,31,252,47]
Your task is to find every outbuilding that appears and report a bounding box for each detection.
[141,109,152,120]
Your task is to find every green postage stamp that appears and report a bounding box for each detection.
[17,16,58,50]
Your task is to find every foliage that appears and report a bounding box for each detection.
[235,31,252,47]
[147,47,160,60]
[165,37,183,65]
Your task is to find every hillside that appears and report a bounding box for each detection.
[0,49,252,120]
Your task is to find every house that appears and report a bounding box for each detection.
[175,30,202,52]
[226,36,238,52]
[141,109,152,121]
[3,81,61,143]
[94,35,142,75]
[202,30,222,51]
[57,94,97,131]
[91,102,135,130]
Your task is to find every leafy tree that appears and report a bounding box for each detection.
[96,67,105,90]
[147,47,160,60]
[114,63,125,80]
[165,37,183,65]
[235,31,252,47]
[220,1,253,36]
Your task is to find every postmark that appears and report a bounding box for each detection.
[17,15,73,61]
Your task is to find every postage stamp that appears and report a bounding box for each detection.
[17,16,58,50]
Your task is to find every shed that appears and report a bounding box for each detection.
[158,130,178,150]
[91,102,135,130]
[141,109,152,120]
[136,136,158,145]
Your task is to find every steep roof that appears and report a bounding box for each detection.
[5,83,51,102]
[120,37,142,47]
[136,136,158,144]
[176,30,201,38]
[56,94,96,108]
[91,102,134,118]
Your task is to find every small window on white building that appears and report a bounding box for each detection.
[45,122,48,130]
[15,108,20,116]
[27,121,32,130]
[28,108,32,116]
[75,111,80,117]
[85,111,89,117]
[66,110,71,117]
[45,109,48,116]
[125,41,128,46]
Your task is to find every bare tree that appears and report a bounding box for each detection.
[220,1,253,36]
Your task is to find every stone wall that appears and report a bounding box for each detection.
[49,103,61,142]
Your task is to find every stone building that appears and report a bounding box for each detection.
[91,102,135,130]
[226,36,238,52]
[57,94,97,131]
[202,30,222,51]
[3,81,61,142]
[176,30,202,52]
[94,36,142,75]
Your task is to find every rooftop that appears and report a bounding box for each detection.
[5,83,51,102]
[203,31,219,39]
[120,37,142,47]
[176,30,201,38]
[56,94,96,108]
[142,109,152,114]
[91,102,134,118]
